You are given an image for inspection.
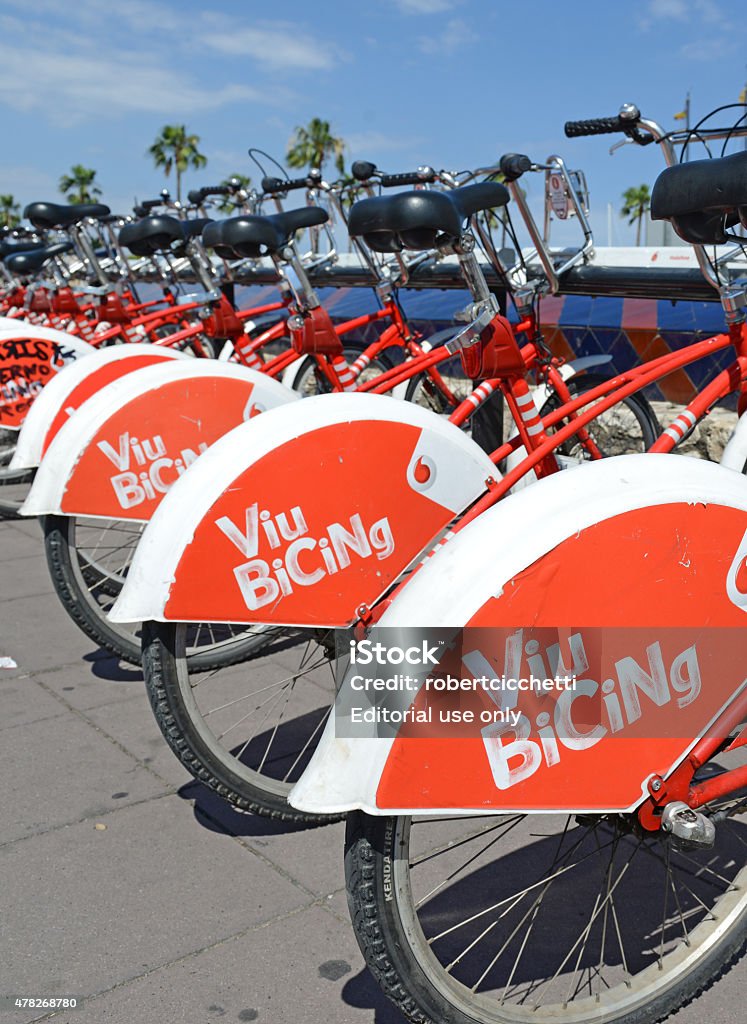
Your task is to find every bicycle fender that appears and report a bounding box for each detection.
[21,361,296,520]
[10,344,187,470]
[109,393,497,628]
[522,357,615,414]
[280,355,310,391]
[290,454,747,816]
[564,354,613,374]
[0,330,96,429]
[0,320,89,341]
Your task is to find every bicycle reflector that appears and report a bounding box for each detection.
[460,315,523,379]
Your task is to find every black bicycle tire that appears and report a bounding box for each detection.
[345,810,747,1024]
[142,618,341,825]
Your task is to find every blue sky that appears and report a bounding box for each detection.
[1,0,745,244]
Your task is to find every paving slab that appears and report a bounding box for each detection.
[0,710,168,843]
[0,551,56,604]
[0,590,108,675]
[185,786,347,897]
[84,688,198,790]
[0,795,312,1004]
[0,519,44,554]
[52,905,401,1024]
[5,518,45,542]
[34,658,145,712]
[0,673,68,731]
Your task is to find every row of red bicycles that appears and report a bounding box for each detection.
[3,102,747,1024]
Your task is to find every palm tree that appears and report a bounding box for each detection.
[149,125,207,202]
[218,174,252,214]
[621,184,652,246]
[286,117,346,176]
[58,165,102,204]
[0,194,20,228]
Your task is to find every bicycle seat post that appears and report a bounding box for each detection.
[276,244,321,311]
[68,221,109,287]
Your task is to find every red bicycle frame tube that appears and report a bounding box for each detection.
[259,298,419,382]
[235,300,287,322]
[362,315,539,399]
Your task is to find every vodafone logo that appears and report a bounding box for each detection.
[408,454,436,492]
[736,557,747,594]
[244,397,265,419]
[726,529,747,610]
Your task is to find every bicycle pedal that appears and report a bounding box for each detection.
[661,801,715,850]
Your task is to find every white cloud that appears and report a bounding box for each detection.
[201,22,347,70]
[639,0,730,28]
[419,18,477,55]
[209,149,256,175]
[647,0,688,19]
[680,36,737,60]
[0,42,259,121]
[692,0,729,23]
[0,5,345,128]
[395,0,456,12]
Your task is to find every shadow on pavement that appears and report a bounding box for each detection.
[341,967,403,1023]
[83,650,143,683]
[176,778,325,837]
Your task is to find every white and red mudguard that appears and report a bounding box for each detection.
[21,360,296,520]
[109,393,498,628]
[10,343,187,470]
[0,328,96,430]
[289,454,747,817]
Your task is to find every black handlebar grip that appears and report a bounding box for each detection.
[499,153,532,182]
[380,169,437,187]
[564,116,628,137]
[261,175,312,194]
[351,160,378,181]
[133,198,162,216]
[187,186,232,204]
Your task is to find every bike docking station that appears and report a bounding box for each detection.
[4,81,747,1024]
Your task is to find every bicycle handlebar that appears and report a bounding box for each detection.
[187,186,232,204]
[564,105,723,293]
[349,162,437,186]
[133,197,166,217]
[380,168,437,186]
[261,172,322,194]
[351,160,378,181]
[564,116,631,137]
[499,153,533,181]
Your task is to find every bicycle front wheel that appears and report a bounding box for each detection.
[43,514,269,668]
[292,346,393,396]
[346,799,747,1024]
[142,620,340,824]
[540,373,660,457]
[0,427,34,519]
